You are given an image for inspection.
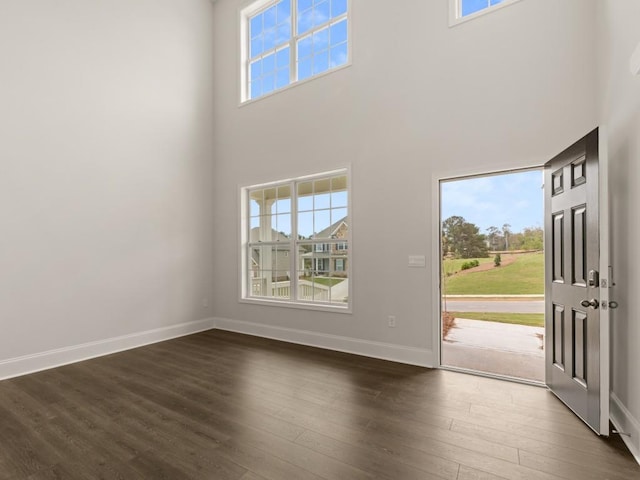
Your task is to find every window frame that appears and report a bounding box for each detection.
[239,168,352,313]
[448,0,521,27]
[239,0,352,104]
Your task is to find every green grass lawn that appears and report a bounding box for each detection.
[449,312,544,327]
[300,277,344,287]
[442,257,494,276]
[443,252,544,295]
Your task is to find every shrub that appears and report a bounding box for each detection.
[460,259,480,271]
[494,253,502,267]
[442,311,456,339]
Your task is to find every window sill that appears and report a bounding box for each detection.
[240,297,352,314]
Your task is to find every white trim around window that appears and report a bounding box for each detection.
[448,0,522,27]
[239,168,352,313]
[239,0,352,104]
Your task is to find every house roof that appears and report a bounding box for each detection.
[312,216,348,239]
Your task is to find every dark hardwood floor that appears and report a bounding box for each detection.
[0,329,638,479]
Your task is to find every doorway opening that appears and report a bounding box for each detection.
[440,168,545,384]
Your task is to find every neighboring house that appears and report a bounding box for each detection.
[302,217,349,276]
[249,227,303,281]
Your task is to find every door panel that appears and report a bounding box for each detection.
[544,128,609,435]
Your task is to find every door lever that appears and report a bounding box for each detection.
[581,299,599,309]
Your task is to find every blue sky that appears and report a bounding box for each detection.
[249,0,348,98]
[462,0,504,17]
[441,170,543,234]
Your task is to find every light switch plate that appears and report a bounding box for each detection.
[408,255,426,267]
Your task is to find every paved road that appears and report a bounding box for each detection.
[444,300,544,314]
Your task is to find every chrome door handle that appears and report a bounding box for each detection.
[581,299,599,309]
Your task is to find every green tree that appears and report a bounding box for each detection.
[442,216,489,259]
[486,225,503,251]
[506,226,543,251]
[521,227,543,250]
[502,223,512,250]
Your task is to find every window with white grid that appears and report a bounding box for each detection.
[241,0,349,102]
[449,0,521,25]
[242,170,350,310]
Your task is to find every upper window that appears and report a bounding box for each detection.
[241,170,350,310]
[449,0,520,25]
[240,0,349,102]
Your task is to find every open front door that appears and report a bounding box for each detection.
[544,128,610,435]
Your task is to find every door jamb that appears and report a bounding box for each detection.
[598,127,611,434]
[431,165,544,371]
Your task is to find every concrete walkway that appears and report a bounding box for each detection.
[442,318,545,382]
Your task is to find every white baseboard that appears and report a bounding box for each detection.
[213,317,435,368]
[0,318,215,381]
[611,392,640,465]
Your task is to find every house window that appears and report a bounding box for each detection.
[314,243,328,252]
[241,0,349,102]
[242,169,350,310]
[449,0,520,25]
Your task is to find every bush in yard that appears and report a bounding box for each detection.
[461,259,480,270]
[442,311,456,339]
[494,253,502,267]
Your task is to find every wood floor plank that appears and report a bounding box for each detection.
[238,471,269,480]
[450,414,632,459]
[226,423,374,480]
[469,403,597,437]
[276,405,460,479]
[366,416,519,463]
[216,440,326,480]
[451,419,640,472]
[0,330,638,480]
[456,465,510,480]
[518,449,638,480]
[0,404,62,479]
[26,464,79,480]
[294,429,457,480]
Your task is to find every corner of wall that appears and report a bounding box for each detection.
[611,392,640,465]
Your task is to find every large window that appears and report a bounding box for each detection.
[242,170,350,310]
[241,0,349,102]
[449,0,520,25]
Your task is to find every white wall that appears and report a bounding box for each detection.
[598,0,640,459]
[211,0,598,363]
[0,0,216,374]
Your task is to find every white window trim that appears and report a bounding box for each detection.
[239,0,353,105]
[448,0,522,27]
[239,167,352,313]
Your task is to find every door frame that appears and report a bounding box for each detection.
[597,127,611,434]
[431,165,545,385]
[430,129,610,432]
